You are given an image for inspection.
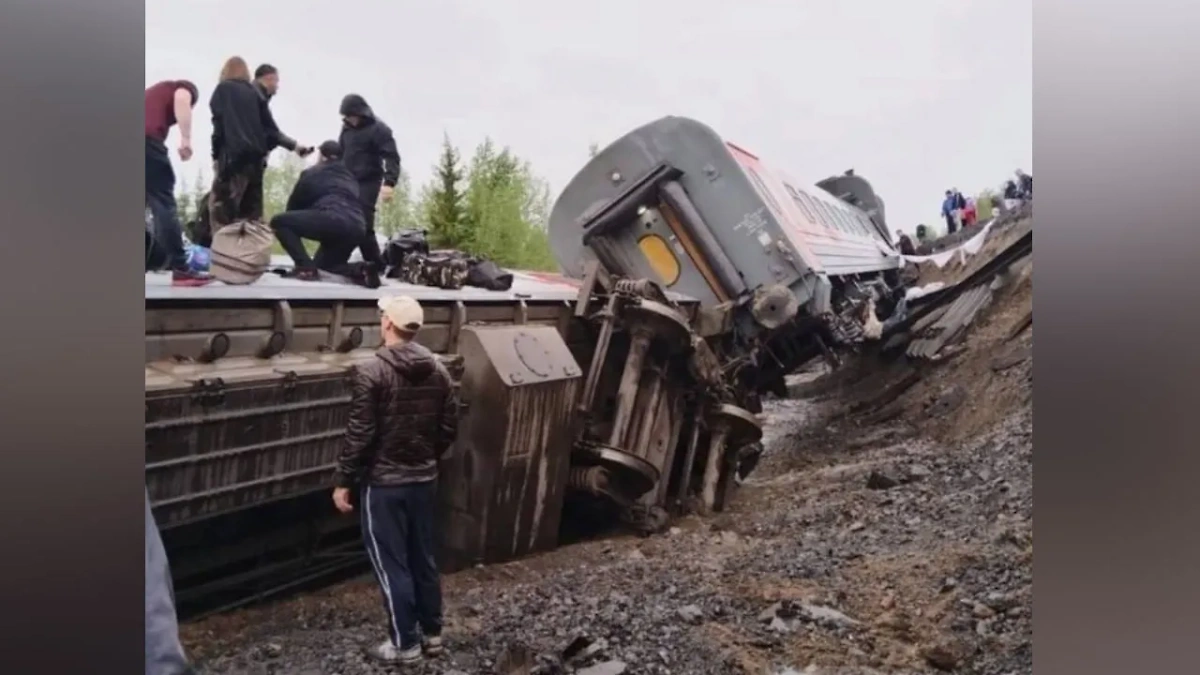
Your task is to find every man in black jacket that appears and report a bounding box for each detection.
[210,56,271,226]
[338,93,401,268]
[253,64,313,159]
[333,295,458,666]
[270,141,380,288]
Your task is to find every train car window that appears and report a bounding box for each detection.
[831,207,853,234]
[637,234,682,286]
[855,212,876,238]
[794,190,825,229]
[816,200,847,233]
[784,184,819,225]
[839,207,866,236]
[742,166,785,218]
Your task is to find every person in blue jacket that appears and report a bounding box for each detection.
[941,190,959,235]
[146,489,194,675]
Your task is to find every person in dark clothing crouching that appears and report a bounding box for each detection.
[209,56,271,227]
[333,295,458,667]
[270,141,381,288]
[338,93,401,269]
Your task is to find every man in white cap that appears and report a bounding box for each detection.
[332,294,458,666]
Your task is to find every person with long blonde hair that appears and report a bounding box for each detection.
[208,56,270,226]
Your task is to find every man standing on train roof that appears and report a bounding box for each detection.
[338,93,401,270]
[895,229,916,256]
[332,295,458,667]
[145,78,211,286]
[253,64,314,159]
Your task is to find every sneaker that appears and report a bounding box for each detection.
[422,634,444,657]
[365,639,421,665]
[171,268,211,287]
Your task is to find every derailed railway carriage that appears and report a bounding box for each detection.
[145,115,904,616]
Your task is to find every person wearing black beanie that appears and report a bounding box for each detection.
[338,93,401,269]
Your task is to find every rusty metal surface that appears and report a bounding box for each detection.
[437,324,582,571]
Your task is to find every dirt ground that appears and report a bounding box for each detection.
[181,238,1033,675]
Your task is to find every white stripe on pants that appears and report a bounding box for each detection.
[362,486,403,648]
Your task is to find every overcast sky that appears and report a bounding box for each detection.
[146,0,1031,234]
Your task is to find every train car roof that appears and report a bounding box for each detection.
[145,256,696,304]
[146,256,585,303]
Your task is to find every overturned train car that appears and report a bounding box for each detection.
[145,115,903,613]
[549,115,904,398]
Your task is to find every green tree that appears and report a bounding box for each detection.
[375,170,417,237]
[417,134,467,247]
[262,151,306,221]
[457,138,557,270]
[175,170,209,227]
[173,138,558,270]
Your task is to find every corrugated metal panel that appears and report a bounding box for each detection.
[906,285,994,359]
[145,354,465,528]
[145,362,352,527]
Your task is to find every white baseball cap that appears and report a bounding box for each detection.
[377,295,424,332]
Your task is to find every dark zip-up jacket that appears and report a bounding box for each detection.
[286,160,365,227]
[337,94,401,188]
[254,81,298,153]
[335,341,458,488]
[209,79,270,168]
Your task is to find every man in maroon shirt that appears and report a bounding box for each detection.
[145,79,210,286]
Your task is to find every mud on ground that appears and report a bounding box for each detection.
[182,264,1033,675]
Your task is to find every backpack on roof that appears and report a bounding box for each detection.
[208,220,274,285]
[466,258,514,291]
[383,228,431,269]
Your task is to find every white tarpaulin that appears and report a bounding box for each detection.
[903,217,999,268]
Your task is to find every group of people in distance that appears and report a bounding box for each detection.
[144,56,401,288]
[894,168,1033,256]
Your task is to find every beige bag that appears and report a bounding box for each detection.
[209,220,274,285]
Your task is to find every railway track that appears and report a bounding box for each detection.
[177,540,369,621]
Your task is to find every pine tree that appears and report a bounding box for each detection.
[423,134,467,248]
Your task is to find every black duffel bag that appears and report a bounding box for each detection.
[466,259,514,291]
